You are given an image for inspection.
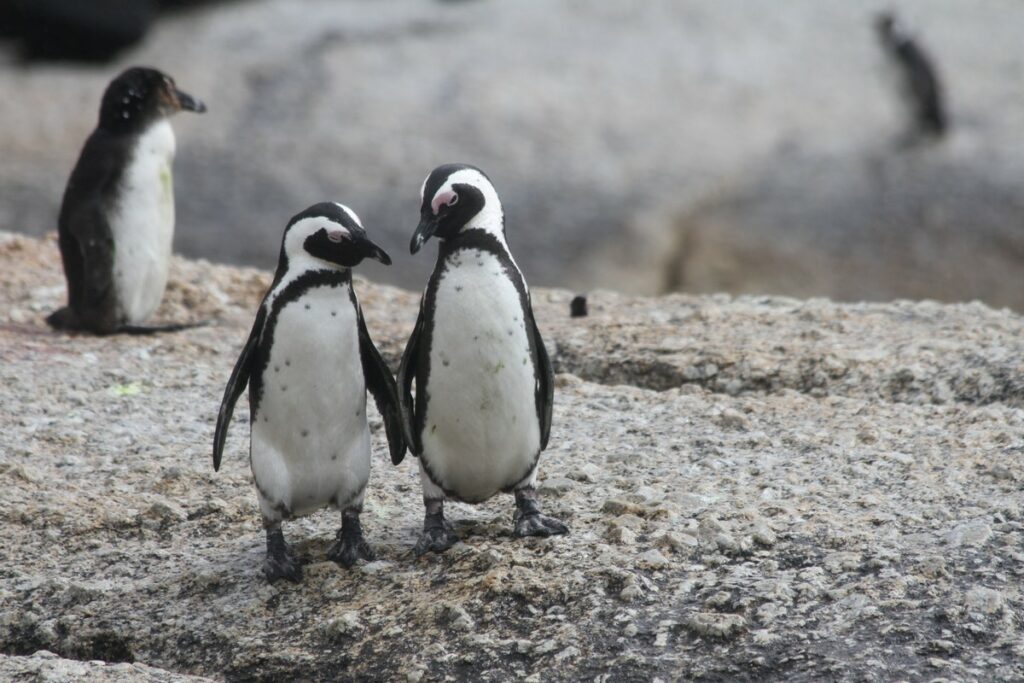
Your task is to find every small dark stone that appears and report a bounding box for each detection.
[570,294,588,318]
[301,430,309,438]
[305,304,311,310]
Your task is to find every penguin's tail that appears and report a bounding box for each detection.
[117,320,212,335]
[45,306,77,330]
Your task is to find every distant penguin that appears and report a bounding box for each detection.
[398,164,568,555]
[875,12,947,142]
[47,66,206,335]
[213,202,405,583]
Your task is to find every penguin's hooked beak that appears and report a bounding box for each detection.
[359,234,392,266]
[175,89,207,114]
[410,216,439,254]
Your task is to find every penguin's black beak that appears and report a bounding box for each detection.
[359,234,392,266]
[175,89,207,114]
[410,216,438,254]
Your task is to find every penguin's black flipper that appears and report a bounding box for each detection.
[529,308,555,450]
[356,305,407,465]
[52,202,119,334]
[213,306,266,472]
[397,303,425,456]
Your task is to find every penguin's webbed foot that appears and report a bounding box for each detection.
[263,528,303,583]
[414,512,459,556]
[513,495,569,538]
[327,515,374,568]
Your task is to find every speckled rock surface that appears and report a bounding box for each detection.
[1,232,1022,681]
[0,650,215,682]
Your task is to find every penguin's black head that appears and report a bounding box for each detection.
[410,163,504,254]
[279,202,392,273]
[875,12,901,44]
[98,66,206,133]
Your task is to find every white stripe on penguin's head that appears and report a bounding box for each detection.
[284,216,349,264]
[334,202,364,230]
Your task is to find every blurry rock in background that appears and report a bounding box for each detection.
[0,0,157,61]
[0,1,233,62]
[1,0,1022,309]
[611,148,1024,310]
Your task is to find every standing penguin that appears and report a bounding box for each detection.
[213,202,405,582]
[398,164,568,555]
[47,66,206,334]
[875,12,947,143]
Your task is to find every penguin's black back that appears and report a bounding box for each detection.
[54,126,136,330]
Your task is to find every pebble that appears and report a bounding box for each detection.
[716,407,749,430]
[539,477,574,495]
[653,531,699,552]
[607,526,636,545]
[322,612,363,641]
[944,521,992,548]
[619,585,642,601]
[964,587,1005,614]
[571,463,604,483]
[683,612,746,638]
[637,549,670,569]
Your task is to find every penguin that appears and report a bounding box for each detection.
[213,202,405,583]
[875,12,947,143]
[47,66,207,335]
[398,163,568,555]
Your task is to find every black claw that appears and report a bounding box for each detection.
[264,529,303,583]
[328,514,375,568]
[513,495,568,538]
[414,512,459,556]
[514,512,569,538]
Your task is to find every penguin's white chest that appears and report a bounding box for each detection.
[422,250,540,502]
[110,120,176,324]
[250,285,370,518]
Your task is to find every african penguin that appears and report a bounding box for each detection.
[875,12,946,143]
[398,163,568,555]
[213,202,405,583]
[47,66,206,335]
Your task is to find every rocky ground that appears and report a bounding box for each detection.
[1,232,1022,681]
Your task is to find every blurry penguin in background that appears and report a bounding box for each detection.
[47,67,207,334]
[875,12,947,146]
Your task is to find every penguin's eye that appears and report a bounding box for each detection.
[447,193,459,207]
[326,227,349,243]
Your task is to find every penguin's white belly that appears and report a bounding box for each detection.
[111,120,176,324]
[422,251,540,502]
[251,288,370,518]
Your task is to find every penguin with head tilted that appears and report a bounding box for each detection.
[213,202,405,583]
[398,163,568,555]
[47,66,207,335]
[875,12,947,144]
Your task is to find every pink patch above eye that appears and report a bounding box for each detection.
[431,190,457,216]
[327,230,346,243]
